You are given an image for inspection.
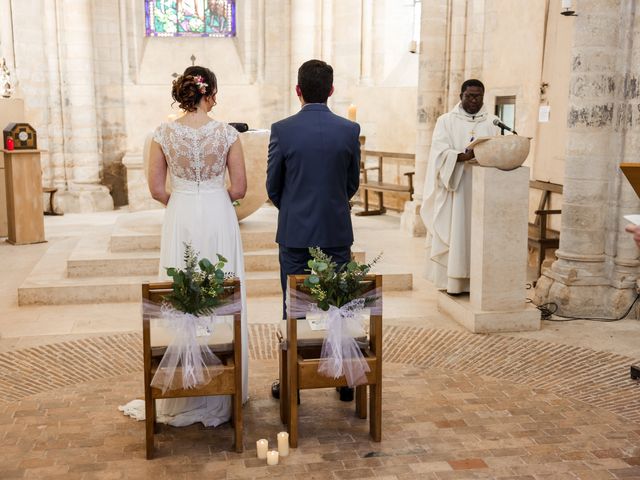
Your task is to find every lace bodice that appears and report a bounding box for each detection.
[153,120,239,192]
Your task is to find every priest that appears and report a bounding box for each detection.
[420,79,500,294]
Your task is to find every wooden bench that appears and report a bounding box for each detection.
[528,180,562,280]
[356,150,415,216]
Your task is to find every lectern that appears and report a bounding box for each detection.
[437,136,540,333]
[2,149,45,244]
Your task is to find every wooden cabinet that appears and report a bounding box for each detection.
[2,149,45,244]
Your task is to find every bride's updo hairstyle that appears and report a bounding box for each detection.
[171,66,218,112]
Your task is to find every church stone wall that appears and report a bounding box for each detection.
[1,0,420,211]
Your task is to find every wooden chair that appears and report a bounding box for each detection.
[277,274,383,448]
[142,280,243,459]
[528,180,562,280]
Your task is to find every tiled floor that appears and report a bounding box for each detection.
[1,326,640,479]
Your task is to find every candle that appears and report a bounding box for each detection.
[277,431,289,457]
[561,0,571,9]
[347,104,357,121]
[256,439,268,459]
[266,450,279,466]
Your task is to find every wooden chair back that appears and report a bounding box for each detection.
[528,181,562,280]
[142,279,243,458]
[281,274,383,448]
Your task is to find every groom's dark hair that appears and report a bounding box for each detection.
[298,60,333,103]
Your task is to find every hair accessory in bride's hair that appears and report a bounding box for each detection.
[192,75,208,94]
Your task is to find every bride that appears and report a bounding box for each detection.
[121,65,248,427]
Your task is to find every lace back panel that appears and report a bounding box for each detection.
[153,120,239,192]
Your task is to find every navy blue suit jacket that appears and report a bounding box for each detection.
[266,104,361,248]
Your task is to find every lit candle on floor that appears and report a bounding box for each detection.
[266,450,279,465]
[256,439,268,459]
[277,431,289,456]
[347,103,357,121]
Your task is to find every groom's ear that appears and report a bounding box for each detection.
[328,86,335,98]
[295,85,303,99]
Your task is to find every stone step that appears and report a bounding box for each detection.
[20,269,411,305]
[67,233,366,277]
[109,209,278,252]
[20,239,411,305]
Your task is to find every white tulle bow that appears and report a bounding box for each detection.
[317,298,371,387]
[287,288,381,388]
[144,299,241,394]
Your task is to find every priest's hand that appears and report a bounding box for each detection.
[625,224,640,248]
[457,149,475,162]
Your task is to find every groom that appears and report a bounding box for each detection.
[266,59,361,400]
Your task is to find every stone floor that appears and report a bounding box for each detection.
[2,330,640,479]
[1,207,640,479]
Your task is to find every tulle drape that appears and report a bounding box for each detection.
[144,298,242,394]
[286,288,382,387]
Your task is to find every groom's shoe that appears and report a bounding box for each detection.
[271,381,300,404]
[271,381,280,399]
[337,387,354,402]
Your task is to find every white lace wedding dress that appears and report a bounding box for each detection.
[120,119,248,427]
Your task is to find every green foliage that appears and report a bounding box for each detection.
[303,247,381,311]
[163,243,234,316]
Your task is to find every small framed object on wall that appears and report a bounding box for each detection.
[3,122,37,150]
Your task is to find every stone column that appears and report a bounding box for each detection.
[401,0,449,237]
[359,0,373,86]
[534,0,640,318]
[291,0,319,73]
[445,0,468,110]
[55,0,113,212]
[320,0,333,63]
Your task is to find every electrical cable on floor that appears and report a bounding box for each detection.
[525,283,640,322]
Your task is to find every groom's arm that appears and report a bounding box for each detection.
[267,124,285,209]
[346,123,361,199]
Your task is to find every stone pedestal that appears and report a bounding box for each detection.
[0,98,26,237]
[438,165,540,333]
[3,149,46,245]
[54,184,115,214]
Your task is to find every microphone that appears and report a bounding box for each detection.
[493,118,517,135]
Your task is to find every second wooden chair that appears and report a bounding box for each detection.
[277,274,383,448]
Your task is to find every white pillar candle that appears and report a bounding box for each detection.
[561,0,572,9]
[277,431,289,456]
[347,104,357,121]
[266,450,279,465]
[256,439,268,459]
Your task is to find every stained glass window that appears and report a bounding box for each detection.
[145,0,236,37]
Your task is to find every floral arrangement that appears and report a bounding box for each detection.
[164,243,233,316]
[192,75,208,94]
[303,247,381,311]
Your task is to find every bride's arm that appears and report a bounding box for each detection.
[148,141,171,205]
[227,139,247,201]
